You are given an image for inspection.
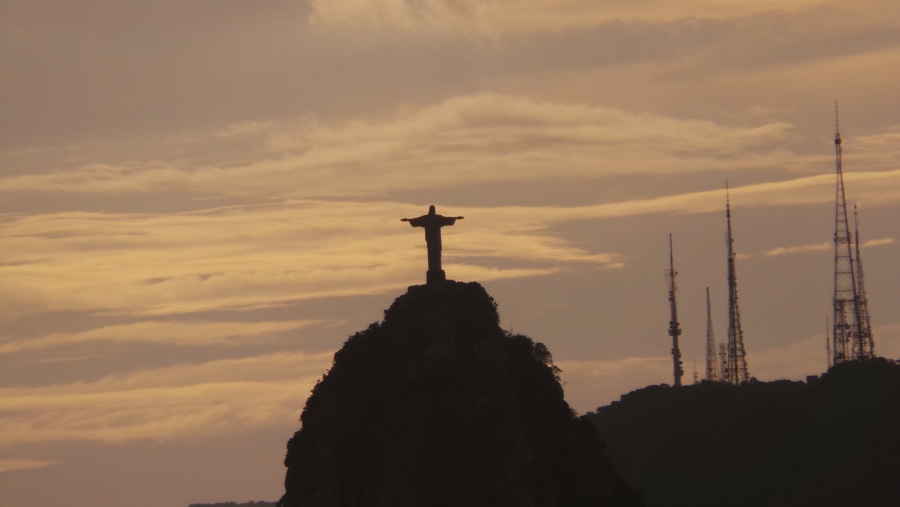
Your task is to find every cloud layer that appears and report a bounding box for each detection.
[0,351,332,445]
[0,94,801,198]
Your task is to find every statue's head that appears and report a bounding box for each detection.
[429,205,436,215]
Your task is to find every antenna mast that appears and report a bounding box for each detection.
[666,233,684,386]
[718,343,727,381]
[705,287,720,381]
[831,103,866,364]
[723,184,750,384]
[853,205,875,358]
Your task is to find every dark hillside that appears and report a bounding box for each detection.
[279,281,639,507]
[585,358,900,507]
[189,503,276,507]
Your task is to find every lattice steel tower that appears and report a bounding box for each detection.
[853,205,875,356]
[666,233,684,386]
[705,287,720,381]
[830,105,873,364]
[718,343,727,381]
[723,185,750,384]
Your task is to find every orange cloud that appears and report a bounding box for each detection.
[862,237,894,248]
[0,94,800,198]
[0,320,335,355]
[0,458,62,473]
[0,351,334,445]
[3,169,898,321]
[737,241,831,259]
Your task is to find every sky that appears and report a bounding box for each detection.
[1,0,899,505]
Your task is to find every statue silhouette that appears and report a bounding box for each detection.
[402,205,464,284]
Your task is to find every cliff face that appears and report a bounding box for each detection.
[279,281,638,507]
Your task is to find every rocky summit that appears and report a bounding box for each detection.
[279,281,639,507]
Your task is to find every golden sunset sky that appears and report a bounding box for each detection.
[2,1,899,505]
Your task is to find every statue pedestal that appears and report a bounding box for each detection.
[426,270,446,284]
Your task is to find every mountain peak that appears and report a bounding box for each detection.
[279,281,639,506]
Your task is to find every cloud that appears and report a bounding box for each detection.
[515,170,900,221]
[0,94,799,199]
[0,458,62,473]
[6,91,898,214]
[739,241,831,259]
[385,1,900,76]
[308,0,499,38]
[3,93,898,212]
[737,235,894,259]
[3,167,899,320]
[4,0,899,156]
[862,237,894,248]
[306,0,847,39]
[501,0,828,27]
[0,320,335,355]
[0,208,547,319]
[0,351,334,445]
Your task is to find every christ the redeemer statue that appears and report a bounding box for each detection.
[402,205,464,284]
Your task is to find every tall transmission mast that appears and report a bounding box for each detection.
[666,233,685,386]
[718,343,727,381]
[705,287,720,381]
[831,104,865,364]
[723,184,750,385]
[853,205,875,358]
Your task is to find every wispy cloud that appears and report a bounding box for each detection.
[0,94,798,199]
[0,458,62,474]
[737,236,894,259]
[0,351,333,445]
[862,237,894,248]
[0,320,334,355]
[739,241,831,259]
[309,0,500,38]
[3,169,899,320]
[4,94,898,213]
[307,0,850,37]
[4,305,886,446]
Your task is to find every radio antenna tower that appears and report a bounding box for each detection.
[666,233,684,386]
[853,204,875,357]
[723,184,750,384]
[826,318,832,369]
[705,287,720,381]
[718,343,727,381]
[831,104,867,364]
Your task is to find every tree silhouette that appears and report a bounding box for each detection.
[585,357,900,507]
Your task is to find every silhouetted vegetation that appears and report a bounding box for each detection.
[280,281,640,507]
[584,357,900,507]
[189,502,276,507]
